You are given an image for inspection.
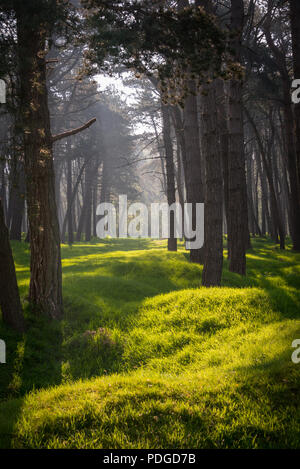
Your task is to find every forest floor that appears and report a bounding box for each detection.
[0,238,299,449]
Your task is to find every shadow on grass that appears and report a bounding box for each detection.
[0,312,63,448]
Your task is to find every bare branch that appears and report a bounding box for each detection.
[52,118,97,143]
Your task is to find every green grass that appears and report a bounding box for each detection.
[0,237,299,448]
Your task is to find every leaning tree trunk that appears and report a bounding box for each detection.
[201,82,223,286]
[0,199,24,332]
[16,8,63,319]
[161,104,177,252]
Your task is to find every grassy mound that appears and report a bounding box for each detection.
[0,238,299,448]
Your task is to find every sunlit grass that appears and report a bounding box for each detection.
[0,237,299,448]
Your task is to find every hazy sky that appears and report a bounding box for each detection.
[95,74,139,105]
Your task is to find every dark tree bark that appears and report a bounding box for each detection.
[201,82,223,286]
[227,0,249,275]
[171,106,188,181]
[54,159,63,231]
[259,161,271,237]
[151,114,167,195]
[246,152,255,236]
[76,155,97,242]
[261,195,266,236]
[253,165,261,236]
[215,79,230,230]
[16,6,63,319]
[178,0,204,263]
[175,136,185,223]
[9,161,26,241]
[161,103,177,252]
[0,160,7,222]
[171,107,186,238]
[183,81,204,263]
[289,0,300,191]
[0,199,24,332]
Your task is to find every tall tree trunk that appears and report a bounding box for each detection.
[183,81,204,262]
[215,79,230,230]
[76,156,96,242]
[9,161,26,241]
[151,115,167,196]
[260,164,271,237]
[99,155,110,205]
[16,6,63,319]
[0,159,7,222]
[246,152,255,236]
[261,189,266,236]
[161,104,177,252]
[67,157,74,244]
[0,199,24,332]
[92,183,98,238]
[179,0,204,262]
[84,162,96,242]
[289,0,300,191]
[201,82,223,286]
[171,106,187,236]
[227,0,249,275]
[54,159,63,230]
[171,106,188,182]
[85,157,99,242]
[175,136,185,233]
